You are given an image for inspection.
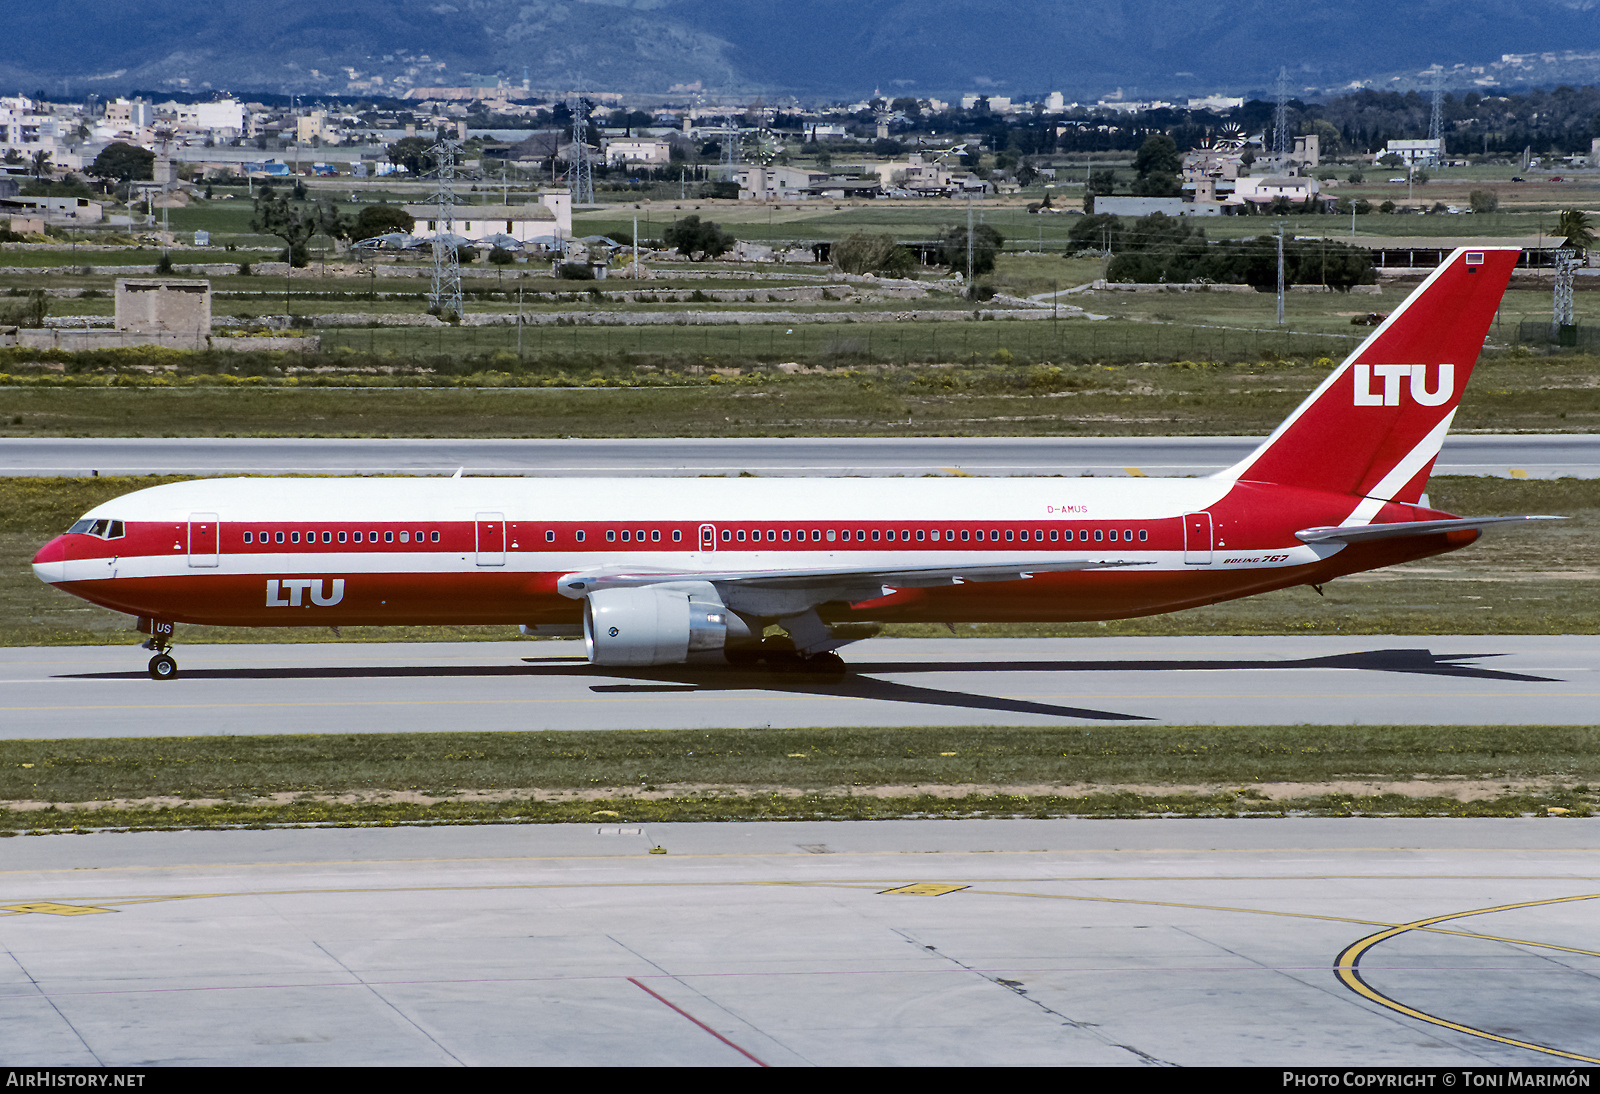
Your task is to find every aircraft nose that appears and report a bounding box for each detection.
[33,536,67,583]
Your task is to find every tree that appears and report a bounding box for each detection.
[29,150,52,179]
[1131,134,1182,196]
[662,215,733,260]
[1133,134,1181,178]
[1469,190,1499,214]
[352,203,416,240]
[251,192,351,268]
[832,232,915,277]
[89,142,155,184]
[386,137,435,177]
[938,223,1004,276]
[1067,212,1121,253]
[1104,213,1210,282]
[1309,119,1342,158]
[1557,208,1597,254]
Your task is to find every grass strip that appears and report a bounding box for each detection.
[5,789,1594,835]
[2,725,1596,833]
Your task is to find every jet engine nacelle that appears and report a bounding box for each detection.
[583,581,756,666]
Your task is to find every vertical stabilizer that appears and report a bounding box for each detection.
[1221,247,1518,506]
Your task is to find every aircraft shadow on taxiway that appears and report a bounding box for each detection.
[62,648,1556,724]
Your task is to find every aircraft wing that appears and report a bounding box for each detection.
[557,557,1153,599]
[1295,515,1564,544]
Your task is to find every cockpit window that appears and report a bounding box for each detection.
[67,518,125,540]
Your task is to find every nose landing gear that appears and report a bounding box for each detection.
[138,618,178,680]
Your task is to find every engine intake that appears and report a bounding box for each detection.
[583,582,755,666]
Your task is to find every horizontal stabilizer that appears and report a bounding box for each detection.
[1295,515,1564,545]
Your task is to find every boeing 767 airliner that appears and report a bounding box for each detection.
[33,247,1550,679]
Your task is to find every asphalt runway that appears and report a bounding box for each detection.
[2,818,1597,1066]
[2,635,1594,737]
[1,435,1596,478]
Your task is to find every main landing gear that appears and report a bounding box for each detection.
[727,637,848,675]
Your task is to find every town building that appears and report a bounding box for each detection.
[604,138,672,166]
[174,100,245,142]
[0,97,69,163]
[402,191,572,248]
[1384,138,1443,167]
[0,194,104,224]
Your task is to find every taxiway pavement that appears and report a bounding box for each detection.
[0,435,1596,478]
[1,635,1594,737]
[2,818,1597,1066]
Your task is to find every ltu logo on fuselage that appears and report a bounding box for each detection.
[266,578,345,607]
[1353,363,1454,407]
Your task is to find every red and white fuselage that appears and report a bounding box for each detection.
[32,248,1535,667]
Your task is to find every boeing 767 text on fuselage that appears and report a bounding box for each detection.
[33,248,1552,679]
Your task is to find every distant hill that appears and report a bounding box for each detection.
[7,0,1600,102]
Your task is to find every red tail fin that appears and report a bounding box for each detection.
[1223,247,1518,504]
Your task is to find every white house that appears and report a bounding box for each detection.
[0,97,68,162]
[1384,138,1443,167]
[604,139,671,165]
[1233,174,1322,209]
[403,191,571,246]
[174,100,244,141]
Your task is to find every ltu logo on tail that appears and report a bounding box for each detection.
[266,578,345,607]
[1353,364,1454,407]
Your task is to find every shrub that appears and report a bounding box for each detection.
[0,290,47,327]
[832,232,916,277]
